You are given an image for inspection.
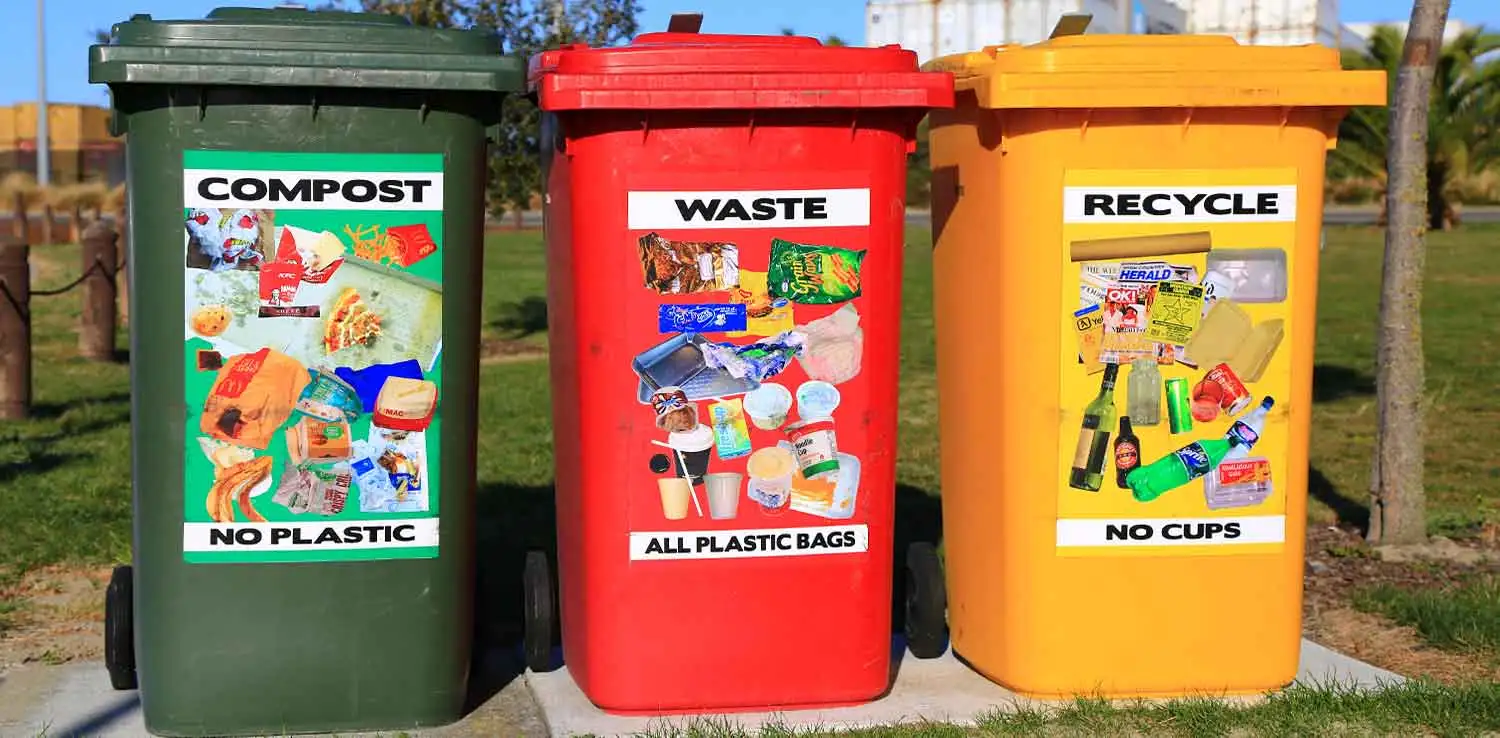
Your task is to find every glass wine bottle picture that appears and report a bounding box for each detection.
[1114,416,1140,489]
[1069,362,1119,492]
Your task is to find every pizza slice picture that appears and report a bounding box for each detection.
[323,287,383,354]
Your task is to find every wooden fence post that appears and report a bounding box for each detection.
[11,192,28,245]
[41,203,55,245]
[0,238,31,419]
[80,223,119,362]
[117,211,129,328]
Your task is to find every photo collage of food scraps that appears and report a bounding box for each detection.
[1056,169,1299,555]
[180,151,445,563]
[624,186,877,560]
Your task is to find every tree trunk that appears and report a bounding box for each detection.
[512,208,524,230]
[1369,0,1448,546]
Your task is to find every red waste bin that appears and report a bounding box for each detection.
[530,21,952,713]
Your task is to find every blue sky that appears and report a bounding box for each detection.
[2,0,1497,106]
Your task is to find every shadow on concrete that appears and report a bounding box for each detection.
[43,692,141,738]
[467,480,558,712]
[886,483,945,692]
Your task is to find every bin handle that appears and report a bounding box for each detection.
[667,13,703,34]
[1049,13,1092,39]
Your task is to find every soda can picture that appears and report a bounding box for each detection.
[1204,363,1253,416]
[1165,377,1193,434]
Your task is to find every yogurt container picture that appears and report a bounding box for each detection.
[795,380,841,420]
[784,417,839,479]
[743,382,793,430]
[746,445,795,513]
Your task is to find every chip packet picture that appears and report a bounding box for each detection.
[767,238,865,305]
[638,232,741,295]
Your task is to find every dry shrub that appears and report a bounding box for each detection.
[0,172,41,209]
[47,182,110,210]
[104,184,128,215]
[1326,176,1384,205]
[1451,169,1500,205]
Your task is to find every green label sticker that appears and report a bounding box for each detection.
[181,150,444,564]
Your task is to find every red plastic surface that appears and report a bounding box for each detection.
[538,34,950,714]
[530,32,953,110]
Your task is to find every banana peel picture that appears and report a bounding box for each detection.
[207,456,274,523]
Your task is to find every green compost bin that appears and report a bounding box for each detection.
[89,7,522,735]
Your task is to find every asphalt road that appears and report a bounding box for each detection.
[486,207,1500,230]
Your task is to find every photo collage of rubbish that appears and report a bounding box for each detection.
[1062,227,1292,515]
[633,231,870,527]
[180,153,446,561]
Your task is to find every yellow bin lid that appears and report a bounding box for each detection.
[924,34,1387,109]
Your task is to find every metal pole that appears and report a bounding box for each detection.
[36,0,50,187]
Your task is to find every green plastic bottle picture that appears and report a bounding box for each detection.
[1126,435,1239,503]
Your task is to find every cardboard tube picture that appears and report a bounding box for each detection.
[1069,231,1213,262]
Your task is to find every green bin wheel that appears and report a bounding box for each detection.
[105,565,137,690]
[905,542,948,659]
[523,551,555,673]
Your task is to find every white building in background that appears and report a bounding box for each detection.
[1137,0,1364,48]
[864,0,1379,63]
[864,0,1133,66]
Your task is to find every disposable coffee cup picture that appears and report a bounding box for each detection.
[667,424,714,485]
[651,385,699,433]
[743,382,792,430]
[657,477,692,521]
[703,472,743,520]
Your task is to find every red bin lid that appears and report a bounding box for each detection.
[530,22,953,111]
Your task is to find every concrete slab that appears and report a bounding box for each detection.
[0,651,550,738]
[526,638,1407,738]
[0,639,1403,738]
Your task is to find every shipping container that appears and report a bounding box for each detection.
[1141,0,1346,48]
[866,0,1129,65]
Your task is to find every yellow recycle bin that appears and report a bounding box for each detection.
[924,35,1385,697]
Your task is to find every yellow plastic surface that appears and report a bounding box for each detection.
[924,34,1387,110]
[927,35,1385,698]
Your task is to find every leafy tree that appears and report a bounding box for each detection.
[780,28,847,46]
[325,1,641,225]
[1333,23,1500,229]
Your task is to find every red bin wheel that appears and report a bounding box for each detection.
[904,542,948,659]
[523,551,556,673]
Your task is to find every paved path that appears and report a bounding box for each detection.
[530,639,1404,738]
[0,639,1402,738]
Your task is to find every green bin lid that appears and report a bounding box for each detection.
[89,5,523,93]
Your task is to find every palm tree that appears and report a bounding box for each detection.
[1333,25,1500,229]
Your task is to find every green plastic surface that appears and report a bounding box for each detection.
[90,6,523,93]
[91,6,515,735]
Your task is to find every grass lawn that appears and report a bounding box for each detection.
[1356,576,1500,663]
[629,680,1500,737]
[2,225,1499,734]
